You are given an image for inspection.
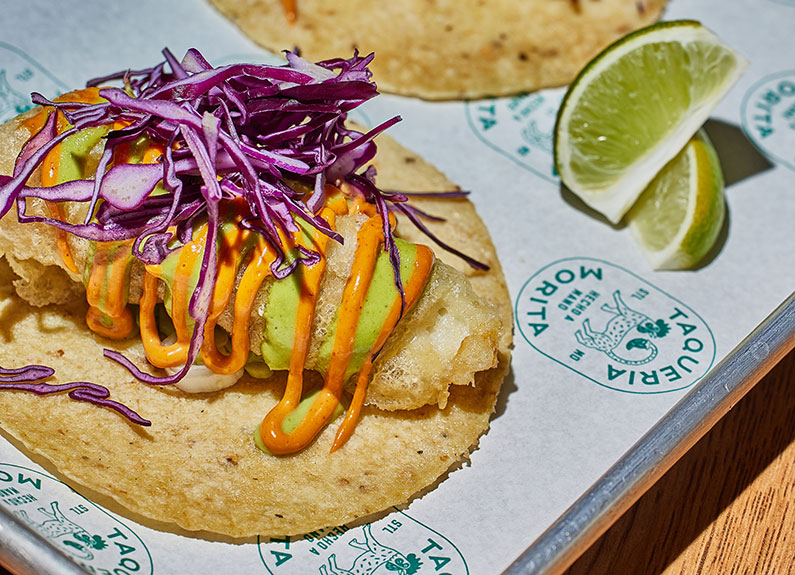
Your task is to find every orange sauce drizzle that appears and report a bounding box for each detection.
[200,236,270,374]
[113,127,164,165]
[85,242,136,339]
[20,108,48,136]
[259,214,434,454]
[199,201,274,374]
[255,207,336,454]
[43,201,79,274]
[332,243,433,451]
[84,115,164,342]
[139,225,207,368]
[25,107,75,272]
[324,186,349,216]
[281,0,297,24]
[35,88,106,274]
[198,188,345,378]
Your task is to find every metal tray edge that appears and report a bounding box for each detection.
[504,291,795,575]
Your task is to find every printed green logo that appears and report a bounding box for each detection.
[741,70,795,171]
[516,258,716,394]
[0,42,68,123]
[0,463,152,573]
[465,90,563,183]
[258,511,468,574]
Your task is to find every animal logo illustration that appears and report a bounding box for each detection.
[0,68,31,119]
[14,501,108,561]
[575,290,670,365]
[517,258,717,393]
[319,524,422,575]
[520,119,553,153]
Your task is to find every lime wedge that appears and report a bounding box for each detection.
[627,130,725,270]
[554,20,746,223]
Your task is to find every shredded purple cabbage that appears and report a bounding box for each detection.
[0,48,486,419]
[0,365,150,426]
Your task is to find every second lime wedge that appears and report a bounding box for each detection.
[627,130,725,270]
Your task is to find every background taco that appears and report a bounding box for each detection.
[207,0,668,99]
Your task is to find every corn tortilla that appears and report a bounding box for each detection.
[207,0,667,99]
[0,127,512,537]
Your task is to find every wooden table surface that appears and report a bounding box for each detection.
[564,346,795,575]
[1,350,793,575]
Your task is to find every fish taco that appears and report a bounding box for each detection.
[0,49,511,537]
